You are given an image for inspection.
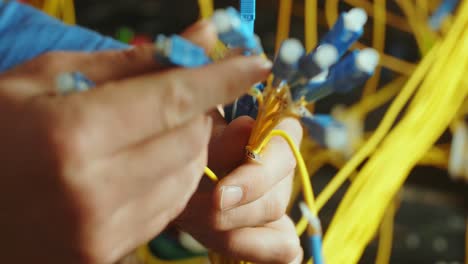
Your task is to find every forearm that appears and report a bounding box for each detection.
[0,1,129,73]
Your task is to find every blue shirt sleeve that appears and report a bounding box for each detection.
[0,1,130,73]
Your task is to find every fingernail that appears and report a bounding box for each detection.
[220,186,243,210]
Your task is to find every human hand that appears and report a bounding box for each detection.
[0,22,271,264]
[176,115,304,264]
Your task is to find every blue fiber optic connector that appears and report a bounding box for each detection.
[301,114,348,149]
[240,0,256,34]
[320,8,367,58]
[429,0,459,30]
[56,72,95,94]
[272,39,304,87]
[154,34,211,68]
[212,7,262,55]
[224,83,264,123]
[296,48,379,102]
[309,235,325,264]
[288,43,339,97]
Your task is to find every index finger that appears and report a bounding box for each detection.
[71,55,272,152]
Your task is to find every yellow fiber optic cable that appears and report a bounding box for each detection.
[351,77,407,116]
[255,129,317,214]
[275,0,293,53]
[395,0,434,55]
[62,0,76,25]
[416,0,429,22]
[418,145,449,169]
[136,245,207,264]
[204,167,219,182]
[304,0,318,52]
[198,0,214,19]
[323,4,468,261]
[324,0,339,29]
[315,43,439,212]
[42,0,60,17]
[361,0,386,97]
[375,200,396,264]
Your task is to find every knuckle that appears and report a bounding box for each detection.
[212,210,232,231]
[264,195,287,222]
[180,119,210,163]
[39,52,70,73]
[36,100,91,176]
[160,74,194,127]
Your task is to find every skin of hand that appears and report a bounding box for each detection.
[176,115,304,264]
[0,21,271,264]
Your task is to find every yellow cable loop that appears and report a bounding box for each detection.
[361,0,386,97]
[254,129,317,214]
[375,200,396,264]
[275,0,293,53]
[304,0,317,52]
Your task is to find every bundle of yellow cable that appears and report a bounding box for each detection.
[322,1,468,262]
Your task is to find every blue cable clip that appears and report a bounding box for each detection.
[320,8,368,58]
[56,72,95,94]
[240,0,256,34]
[154,34,211,68]
[301,114,348,150]
[212,7,262,55]
[272,38,304,87]
[428,0,459,30]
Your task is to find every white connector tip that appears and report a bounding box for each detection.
[326,125,349,152]
[314,44,339,69]
[179,232,207,254]
[448,123,467,180]
[212,10,239,33]
[56,73,75,94]
[279,38,304,64]
[299,202,314,223]
[309,70,329,84]
[344,8,368,32]
[356,48,379,74]
[299,202,322,232]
